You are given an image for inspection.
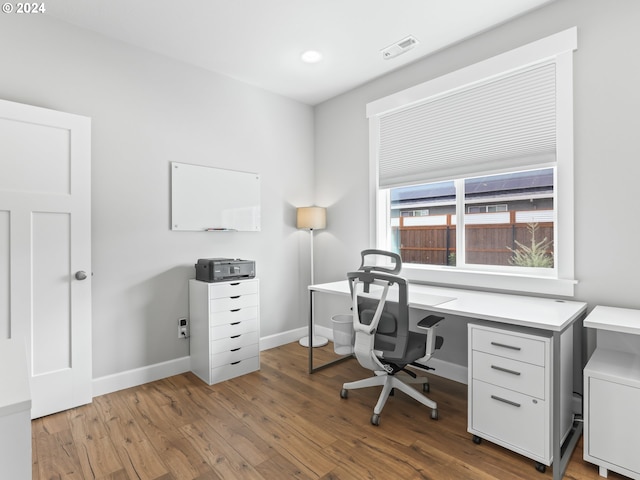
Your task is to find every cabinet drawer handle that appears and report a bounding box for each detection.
[230,335,241,339]
[231,347,241,352]
[230,308,241,312]
[231,361,241,365]
[230,295,241,299]
[490,395,521,408]
[491,365,521,376]
[490,341,521,351]
[230,321,241,326]
[230,282,240,286]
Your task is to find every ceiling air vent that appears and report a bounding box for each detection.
[381,35,419,60]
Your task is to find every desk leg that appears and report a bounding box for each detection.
[551,322,583,480]
[308,289,352,374]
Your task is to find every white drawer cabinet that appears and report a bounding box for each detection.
[468,323,573,470]
[584,349,640,479]
[189,279,260,385]
[583,305,640,479]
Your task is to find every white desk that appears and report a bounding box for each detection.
[310,280,585,331]
[584,305,640,335]
[583,306,640,479]
[308,280,587,480]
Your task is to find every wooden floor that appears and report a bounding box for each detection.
[32,342,623,480]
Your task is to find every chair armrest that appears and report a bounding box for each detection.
[416,315,445,360]
[417,315,444,330]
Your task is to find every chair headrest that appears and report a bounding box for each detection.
[358,249,402,275]
[347,250,405,295]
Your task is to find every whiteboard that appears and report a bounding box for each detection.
[171,162,260,231]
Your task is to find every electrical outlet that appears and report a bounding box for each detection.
[178,318,189,339]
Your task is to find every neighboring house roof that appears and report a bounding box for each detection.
[391,168,553,207]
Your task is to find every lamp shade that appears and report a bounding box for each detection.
[297,206,326,230]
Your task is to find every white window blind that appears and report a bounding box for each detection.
[377,62,556,188]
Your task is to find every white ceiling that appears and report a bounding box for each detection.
[46,0,555,105]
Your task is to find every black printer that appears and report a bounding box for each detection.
[195,258,255,282]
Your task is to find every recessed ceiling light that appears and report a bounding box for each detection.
[301,50,323,64]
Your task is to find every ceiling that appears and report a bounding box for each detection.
[46,0,555,105]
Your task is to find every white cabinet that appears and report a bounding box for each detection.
[189,279,260,385]
[583,305,640,479]
[468,323,573,468]
[584,350,640,479]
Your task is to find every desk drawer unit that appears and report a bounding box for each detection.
[584,348,640,479]
[468,323,572,469]
[189,279,260,385]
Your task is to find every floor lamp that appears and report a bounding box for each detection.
[297,206,329,348]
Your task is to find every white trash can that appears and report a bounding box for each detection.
[331,314,354,355]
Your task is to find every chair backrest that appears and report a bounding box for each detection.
[346,250,411,372]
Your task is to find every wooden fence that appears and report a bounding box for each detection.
[396,210,553,266]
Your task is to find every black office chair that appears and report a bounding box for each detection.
[340,249,445,426]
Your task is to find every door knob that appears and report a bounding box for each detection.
[75,271,88,281]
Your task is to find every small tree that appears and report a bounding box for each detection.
[508,223,554,268]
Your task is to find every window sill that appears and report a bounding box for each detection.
[401,265,577,297]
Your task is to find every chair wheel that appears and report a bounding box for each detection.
[535,462,546,473]
[340,389,348,399]
[472,435,482,444]
[430,409,438,420]
[371,414,380,426]
[423,383,430,393]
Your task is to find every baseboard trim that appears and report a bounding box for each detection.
[260,327,307,351]
[417,358,468,385]
[92,356,191,398]
[92,326,468,398]
[92,328,309,398]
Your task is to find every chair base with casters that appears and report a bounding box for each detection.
[340,366,439,426]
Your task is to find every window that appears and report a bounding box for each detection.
[467,205,508,214]
[384,168,554,269]
[464,169,554,269]
[368,28,577,296]
[401,209,429,217]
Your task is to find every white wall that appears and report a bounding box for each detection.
[3,0,638,388]
[0,15,315,380]
[313,0,640,369]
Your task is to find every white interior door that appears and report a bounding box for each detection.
[0,98,92,418]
